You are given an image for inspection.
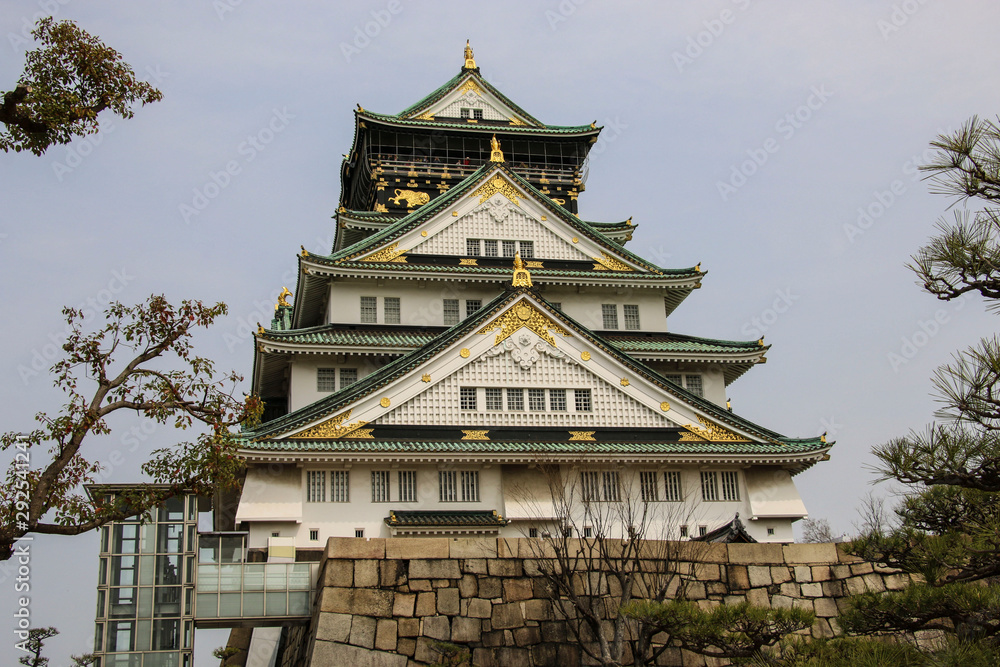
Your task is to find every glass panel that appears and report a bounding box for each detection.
[219,593,242,617]
[219,564,242,592]
[288,564,311,590]
[288,591,310,616]
[158,496,184,522]
[155,555,182,586]
[139,555,155,586]
[266,592,287,616]
[152,618,180,650]
[196,593,218,618]
[111,556,138,587]
[157,524,183,554]
[113,524,139,554]
[96,589,106,617]
[243,592,264,617]
[139,585,154,618]
[265,564,287,590]
[154,586,182,617]
[244,564,265,591]
[107,620,135,652]
[139,524,156,554]
[198,536,218,564]
[197,564,218,592]
[135,618,150,651]
[220,535,245,562]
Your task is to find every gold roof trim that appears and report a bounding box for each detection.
[479,298,570,347]
[472,174,520,206]
[678,416,751,443]
[289,409,370,440]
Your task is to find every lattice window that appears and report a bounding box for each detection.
[444,299,459,325]
[384,297,400,324]
[664,471,682,502]
[340,368,358,388]
[331,471,350,502]
[574,389,592,412]
[466,239,481,256]
[360,296,377,323]
[502,240,516,257]
[664,374,682,387]
[461,471,480,502]
[399,470,417,502]
[624,304,640,330]
[465,299,482,318]
[549,389,567,411]
[317,369,336,392]
[640,471,659,502]
[701,471,719,502]
[602,304,618,329]
[685,375,704,398]
[528,389,546,411]
[602,471,621,502]
[485,388,503,411]
[306,471,325,502]
[580,471,599,502]
[484,239,498,257]
[581,470,619,502]
[721,471,740,501]
[520,241,534,258]
[460,387,477,411]
[371,471,391,503]
[439,471,457,502]
[507,388,524,411]
[473,109,483,120]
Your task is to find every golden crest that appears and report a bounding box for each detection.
[460,348,471,358]
[472,174,520,206]
[679,416,751,443]
[660,402,670,412]
[592,252,633,272]
[478,299,571,347]
[461,429,489,441]
[568,431,596,442]
[360,242,408,263]
[458,78,483,96]
[380,397,391,408]
[290,409,369,440]
[421,374,431,382]
[581,351,591,361]
[620,378,630,387]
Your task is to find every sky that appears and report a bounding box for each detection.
[3,0,1000,662]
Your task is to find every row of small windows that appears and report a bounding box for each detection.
[317,368,358,392]
[665,373,703,398]
[581,470,740,503]
[306,470,480,504]
[460,387,591,412]
[360,296,401,324]
[602,303,641,330]
[444,298,482,325]
[459,108,484,120]
[466,239,534,259]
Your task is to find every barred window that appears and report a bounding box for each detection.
[701,471,719,502]
[399,470,417,502]
[549,389,567,411]
[664,471,682,502]
[640,471,659,502]
[465,299,481,318]
[331,470,350,502]
[483,239,498,257]
[507,388,524,411]
[602,471,620,502]
[473,109,483,120]
[502,240,516,257]
[528,389,546,411]
[317,369,336,392]
[485,387,503,411]
[679,525,688,538]
[623,304,640,330]
[699,526,708,537]
[664,374,682,387]
[461,471,480,502]
[467,239,480,256]
[580,471,599,502]
[460,387,477,411]
[439,470,457,502]
[574,389,592,412]
[360,296,377,323]
[384,297,400,324]
[444,299,459,325]
[306,471,326,502]
[581,470,619,502]
[721,470,740,501]
[371,471,390,503]
[519,241,534,259]
[340,368,358,388]
[685,375,703,398]
[602,304,618,329]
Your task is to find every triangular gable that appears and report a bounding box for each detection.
[400,71,541,127]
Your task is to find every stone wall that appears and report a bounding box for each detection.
[296,537,913,666]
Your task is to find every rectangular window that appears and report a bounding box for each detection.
[581,471,619,502]
[767,527,775,536]
[574,389,592,412]
[444,299,459,325]
[584,526,593,538]
[602,304,618,329]
[528,527,538,538]
[580,471,599,502]
[360,296,377,323]
[549,389,567,411]
[383,297,400,324]
[371,471,391,503]
[483,239,498,257]
[307,471,326,502]
[502,240,516,257]
[309,529,319,541]
[685,375,704,398]
[699,526,708,537]
[340,368,358,388]
[528,389,546,411]
[485,387,503,410]
[721,470,740,501]
[466,239,480,256]
[679,525,688,538]
[623,304,640,330]
[460,108,471,119]
[701,471,719,502]
[664,471,682,502]
[439,470,457,502]
[640,471,659,502]
[664,374,682,387]
[399,470,417,503]
[602,471,620,502]
[460,387,477,411]
[507,388,524,411]
[465,299,481,318]
[473,109,484,120]
[460,471,480,502]
[331,470,350,503]
[355,528,365,538]
[519,241,534,259]
[317,369,337,392]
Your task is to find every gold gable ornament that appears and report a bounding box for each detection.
[511,253,532,287]
[678,416,751,443]
[472,174,520,206]
[289,409,370,440]
[489,134,505,163]
[479,299,570,347]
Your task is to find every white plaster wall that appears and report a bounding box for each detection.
[288,355,383,413]
[327,280,501,328]
[535,286,670,333]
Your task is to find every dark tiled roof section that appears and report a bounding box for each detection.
[385,509,508,527]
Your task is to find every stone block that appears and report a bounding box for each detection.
[821,580,845,597]
[488,559,523,577]
[410,559,461,580]
[458,573,478,598]
[782,542,839,564]
[385,537,449,559]
[492,601,525,629]
[481,629,505,647]
[850,562,874,576]
[433,578,451,588]
[353,589,394,618]
[380,560,407,587]
[862,573,886,592]
[514,625,541,646]
[315,612,352,643]
[523,598,553,621]
[770,566,793,584]
[836,544,863,563]
[397,617,420,637]
[683,581,706,600]
[408,579,432,591]
[415,591,436,617]
[540,620,568,643]
[724,594,746,606]
[450,537,499,559]
[746,587,770,608]
[354,559,379,587]
[375,619,397,651]
[727,564,750,590]
[503,577,534,601]
[310,640,406,667]
[771,595,794,610]
[811,565,833,581]
[349,615,376,649]
[800,583,823,597]
[319,587,353,614]
[830,564,852,579]
[479,576,502,599]
[462,558,488,574]
[747,565,772,588]
[705,581,727,596]
[468,598,492,618]
[414,637,439,664]
[327,537,386,560]
[473,648,499,667]
[422,615,451,641]
[811,617,835,639]
[531,644,559,666]
[728,542,784,565]
[793,598,813,612]
[885,573,909,591]
[814,597,839,618]
[437,587,460,615]
[397,637,416,657]
[693,563,720,581]
[324,559,354,587]
[779,582,799,597]
[558,644,582,665]
[675,541,729,563]
[451,615,482,642]
[496,647,531,667]
[793,566,812,582]
[393,592,416,617]
[844,576,868,596]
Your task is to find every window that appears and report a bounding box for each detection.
[399,471,417,503]
[699,526,708,537]
[623,304,640,330]
[271,531,281,538]
[721,470,740,501]
[460,108,471,119]
[466,239,480,256]
[549,389,567,411]
[317,369,337,392]
[483,239,498,257]
[502,240,516,257]
[473,108,484,120]
[520,241,534,258]
[685,375,703,398]
[664,471,682,502]
[444,299,459,325]
[602,304,618,329]
[679,525,688,538]
[360,296,377,323]
[767,527,775,536]
[507,388,524,411]
[340,368,358,388]
[331,470,350,502]
[584,526,593,538]
[603,471,621,502]
[460,387,477,411]
[664,374,682,387]
[581,470,620,502]
[460,471,480,502]
[355,528,365,538]
[371,471,391,503]
[439,470,457,502]
[528,389,546,411]
[383,297,400,324]
[309,529,319,541]
[485,387,503,411]
[465,299,481,317]
[640,471,659,502]
[574,389,592,412]
[701,471,719,502]
[307,471,326,502]
[528,527,538,538]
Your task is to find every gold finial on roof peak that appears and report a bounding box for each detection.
[512,252,532,287]
[489,134,504,162]
[277,286,292,308]
[464,40,477,69]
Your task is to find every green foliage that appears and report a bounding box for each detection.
[427,640,470,667]
[16,627,96,666]
[621,599,814,659]
[1,17,161,155]
[212,646,241,660]
[840,583,1000,637]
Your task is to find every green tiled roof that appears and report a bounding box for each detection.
[323,260,699,280]
[601,332,764,354]
[386,509,507,527]
[360,111,597,135]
